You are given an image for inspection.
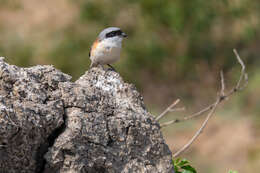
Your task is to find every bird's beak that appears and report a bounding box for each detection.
[122,32,127,38]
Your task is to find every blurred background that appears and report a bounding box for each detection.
[0,0,259,172]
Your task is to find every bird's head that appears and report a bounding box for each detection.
[97,27,127,43]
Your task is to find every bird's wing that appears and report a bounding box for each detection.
[89,47,92,57]
[89,39,99,57]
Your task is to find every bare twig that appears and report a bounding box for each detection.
[161,72,224,128]
[156,99,180,121]
[160,49,248,157]
[170,107,186,112]
[160,103,215,127]
[233,49,246,90]
[160,72,224,127]
[220,70,225,97]
[173,99,220,157]
[160,49,247,128]
[173,71,225,157]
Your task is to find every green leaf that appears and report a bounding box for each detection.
[179,159,189,166]
[175,158,181,163]
[182,170,195,173]
[173,158,197,173]
[181,165,197,173]
[173,162,180,172]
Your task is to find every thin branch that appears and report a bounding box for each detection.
[173,71,225,157]
[156,99,180,121]
[160,103,215,127]
[161,72,224,128]
[173,99,220,157]
[161,49,247,128]
[163,49,248,157]
[220,70,225,97]
[233,49,246,90]
[160,72,224,127]
[170,107,186,112]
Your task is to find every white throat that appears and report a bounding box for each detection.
[101,36,123,48]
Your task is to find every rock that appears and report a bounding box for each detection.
[0,58,174,173]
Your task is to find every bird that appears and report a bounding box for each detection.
[89,27,127,70]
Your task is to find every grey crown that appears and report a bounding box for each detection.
[98,27,122,40]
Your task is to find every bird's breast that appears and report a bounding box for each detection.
[92,40,122,64]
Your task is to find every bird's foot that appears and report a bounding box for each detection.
[107,64,117,72]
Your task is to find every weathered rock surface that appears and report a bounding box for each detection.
[0,58,174,173]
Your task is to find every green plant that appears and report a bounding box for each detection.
[172,158,197,173]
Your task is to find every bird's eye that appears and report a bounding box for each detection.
[106,30,122,38]
[106,31,115,38]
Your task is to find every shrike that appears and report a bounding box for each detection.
[89,27,127,70]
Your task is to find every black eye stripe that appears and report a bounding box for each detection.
[106,30,122,38]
